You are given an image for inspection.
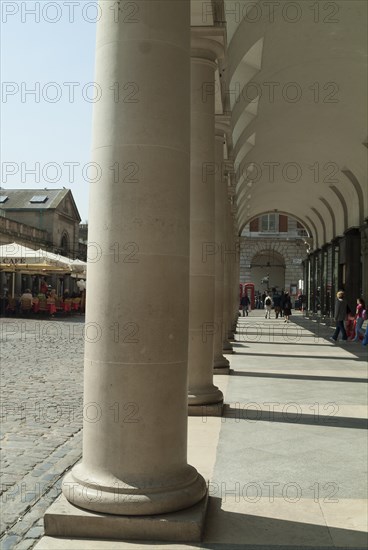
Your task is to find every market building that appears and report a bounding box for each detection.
[0,188,81,258]
[0,189,86,298]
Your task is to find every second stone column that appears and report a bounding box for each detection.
[188,37,223,415]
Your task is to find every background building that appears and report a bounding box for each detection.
[240,214,310,298]
[0,188,81,258]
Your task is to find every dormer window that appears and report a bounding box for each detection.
[30,195,48,203]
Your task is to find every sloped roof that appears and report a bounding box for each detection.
[0,188,81,222]
[0,188,69,210]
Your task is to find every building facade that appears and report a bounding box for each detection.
[240,214,309,298]
[0,189,81,258]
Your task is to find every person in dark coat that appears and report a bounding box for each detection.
[283,292,292,323]
[240,295,250,316]
[280,290,285,317]
[273,294,281,319]
[330,290,348,342]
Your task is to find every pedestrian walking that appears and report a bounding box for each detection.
[240,294,250,317]
[280,290,285,317]
[330,290,348,343]
[362,325,368,346]
[283,292,292,323]
[273,294,281,319]
[264,292,272,319]
[353,298,366,342]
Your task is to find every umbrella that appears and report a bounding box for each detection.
[0,242,41,262]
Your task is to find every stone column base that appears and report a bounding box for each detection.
[213,366,231,375]
[188,401,224,417]
[36,492,208,546]
[213,354,230,368]
[222,341,234,353]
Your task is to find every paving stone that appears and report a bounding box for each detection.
[14,539,37,550]
[0,534,22,550]
[5,515,38,539]
[24,525,44,539]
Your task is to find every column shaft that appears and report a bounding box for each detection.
[213,130,230,370]
[223,199,234,353]
[62,0,206,516]
[188,44,223,408]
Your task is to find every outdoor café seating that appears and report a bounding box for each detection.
[72,297,81,311]
[2,295,84,317]
[46,297,57,315]
[5,298,16,315]
[63,298,72,313]
[20,297,33,314]
[38,298,48,314]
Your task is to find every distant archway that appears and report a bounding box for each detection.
[250,250,286,291]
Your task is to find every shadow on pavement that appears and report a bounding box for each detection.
[223,405,368,430]
[230,371,367,383]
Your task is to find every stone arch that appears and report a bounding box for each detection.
[240,237,307,294]
[319,197,336,239]
[241,211,312,238]
[328,186,348,233]
[239,210,312,236]
[249,248,286,291]
[341,168,365,225]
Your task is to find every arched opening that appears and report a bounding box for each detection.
[250,250,286,292]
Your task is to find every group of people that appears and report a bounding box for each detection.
[263,291,292,321]
[20,287,81,302]
[3,287,86,317]
[330,291,367,345]
[240,290,293,321]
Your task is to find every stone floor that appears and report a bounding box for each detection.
[1,311,367,549]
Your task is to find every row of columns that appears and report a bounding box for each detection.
[305,228,363,316]
[60,0,239,522]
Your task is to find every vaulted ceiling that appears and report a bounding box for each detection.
[192,0,367,249]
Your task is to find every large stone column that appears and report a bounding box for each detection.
[213,128,230,373]
[61,0,206,517]
[226,203,237,338]
[361,224,368,301]
[343,228,361,310]
[232,232,241,333]
[223,197,234,353]
[188,37,223,414]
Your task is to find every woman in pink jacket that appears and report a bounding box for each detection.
[353,298,366,342]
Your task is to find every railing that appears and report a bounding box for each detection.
[0,216,48,241]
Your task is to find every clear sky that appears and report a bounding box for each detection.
[1,1,99,221]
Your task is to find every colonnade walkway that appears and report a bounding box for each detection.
[34,310,368,549]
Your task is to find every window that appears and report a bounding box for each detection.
[0,196,8,203]
[30,195,48,203]
[249,218,259,232]
[60,233,69,256]
[261,214,277,232]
